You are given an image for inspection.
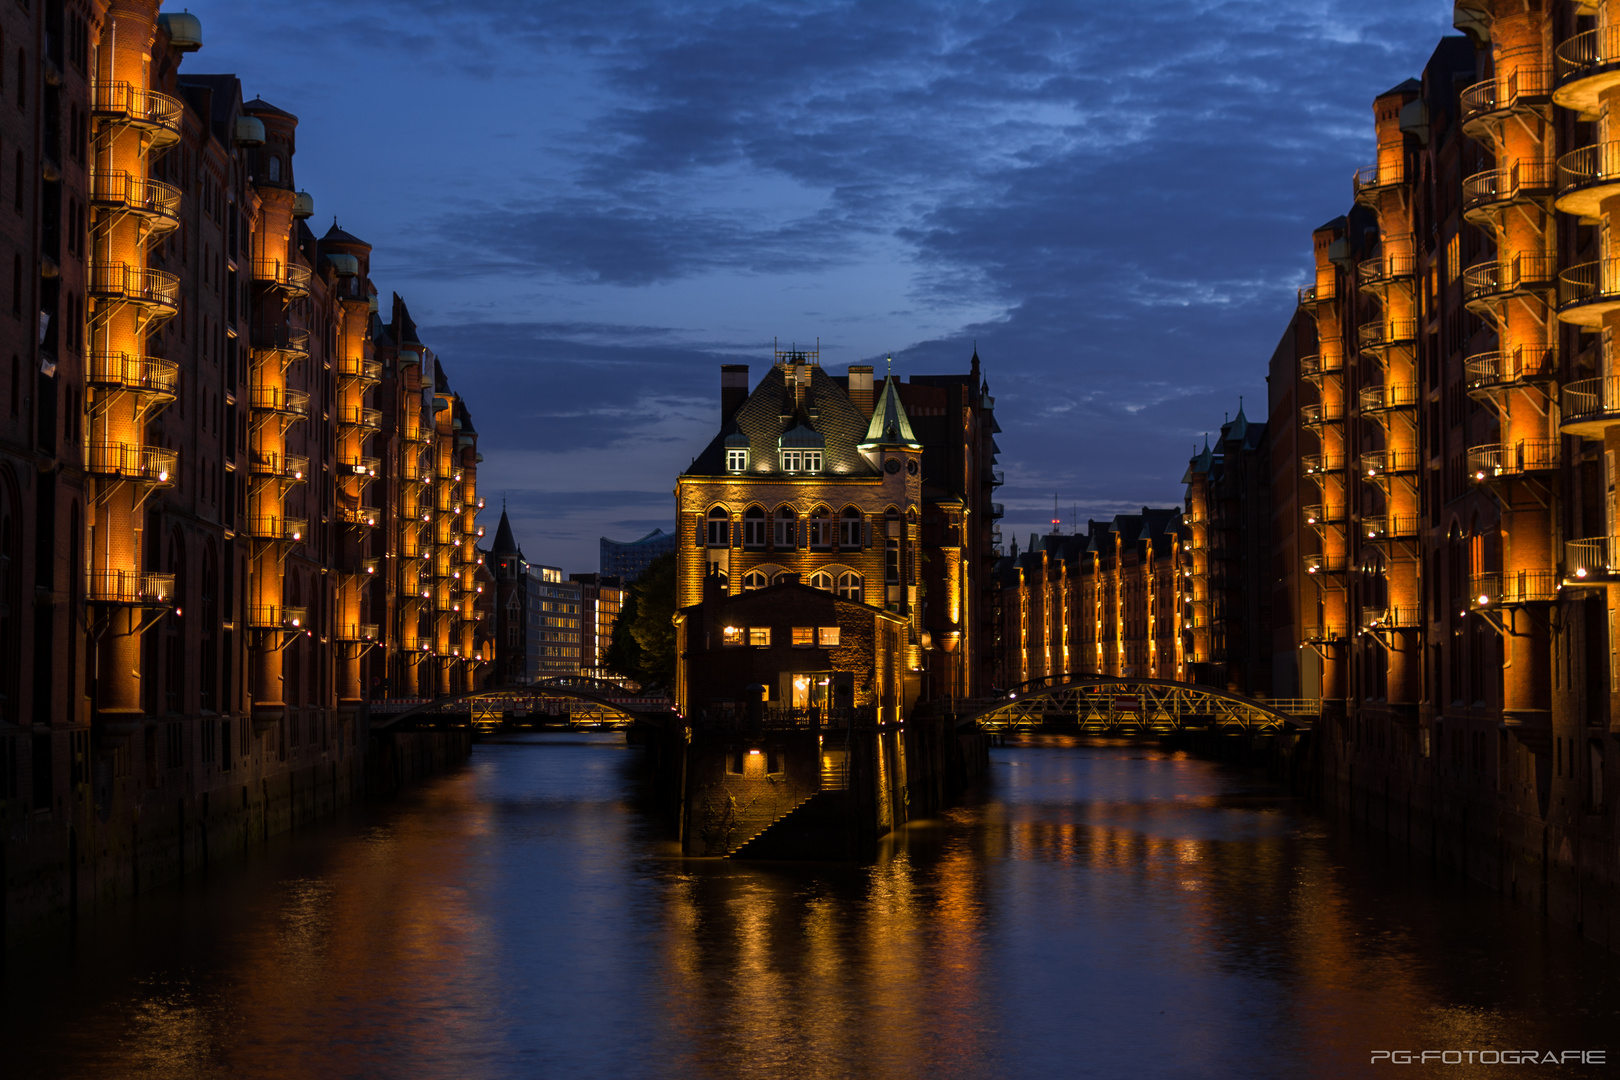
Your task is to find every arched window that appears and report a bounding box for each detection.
[773,506,797,548]
[808,506,833,549]
[839,507,862,548]
[809,571,834,592]
[742,506,766,548]
[772,571,793,587]
[837,572,863,603]
[705,507,730,547]
[743,570,768,592]
[268,156,281,182]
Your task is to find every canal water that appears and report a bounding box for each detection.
[3,733,1617,1079]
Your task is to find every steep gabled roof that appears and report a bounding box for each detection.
[491,508,519,555]
[861,375,921,449]
[684,363,879,478]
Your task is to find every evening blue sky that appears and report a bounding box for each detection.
[182,0,1456,571]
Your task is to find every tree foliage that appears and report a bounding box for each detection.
[606,551,677,688]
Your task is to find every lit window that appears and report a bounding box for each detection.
[819,626,840,646]
[803,450,822,471]
[722,626,744,646]
[748,627,771,647]
[809,510,833,548]
[839,508,862,547]
[810,571,834,592]
[727,448,749,472]
[837,572,863,602]
[792,627,815,647]
[706,508,730,547]
[781,449,802,471]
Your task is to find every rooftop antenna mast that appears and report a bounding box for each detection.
[1052,494,1061,534]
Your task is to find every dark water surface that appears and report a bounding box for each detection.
[3,733,1617,1079]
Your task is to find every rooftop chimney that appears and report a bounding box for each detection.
[721,365,749,423]
[848,365,874,418]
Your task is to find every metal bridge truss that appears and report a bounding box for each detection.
[371,676,672,732]
[971,677,1314,735]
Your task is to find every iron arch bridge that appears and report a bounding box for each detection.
[368,676,673,731]
[968,675,1316,735]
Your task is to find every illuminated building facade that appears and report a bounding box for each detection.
[0,4,486,929]
[570,572,624,680]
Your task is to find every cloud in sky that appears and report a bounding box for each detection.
[184,0,1457,568]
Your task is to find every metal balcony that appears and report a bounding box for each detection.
[90,82,184,148]
[1460,161,1555,226]
[250,326,311,362]
[1300,401,1345,429]
[253,258,313,297]
[1359,382,1418,415]
[1469,571,1556,609]
[1301,453,1345,478]
[1297,281,1337,311]
[1355,247,1416,292]
[1553,25,1620,118]
[337,406,383,432]
[1299,349,1345,380]
[1467,440,1558,481]
[1462,65,1551,136]
[1464,347,1556,393]
[1556,141,1620,220]
[248,451,308,482]
[88,170,182,234]
[335,623,380,642]
[1360,449,1418,478]
[1362,606,1420,630]
[340,505,380,528]
[1352,150,1405,204]
[336,356,383,385]
[84,442,175,485]
[991,503,1005,518]
[87,262,180,316]
[86,569,173,605]
[1304,552,1347,576]
[1302,503,1345,527]
[1301,620,1347,644]
[249,385,310,419]
[1566,537,1617,583]
[247,516,306,543]
[86,352,179,400]
[338,455,380,479]
[248,605,307,630]
[1462,254,1556,314]
[1356,318,1418,355]
[1561,376,1620,437]
[1361,515,1420,542]
[1558,259,1620,327]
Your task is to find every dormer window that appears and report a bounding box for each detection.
[781,449,821,472]
[727,448,749,472]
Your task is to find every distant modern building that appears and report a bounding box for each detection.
[600,529,678,582]
[534,568,583,676]
[570,573,626,680]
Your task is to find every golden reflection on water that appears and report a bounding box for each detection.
[6,734,1620,1080]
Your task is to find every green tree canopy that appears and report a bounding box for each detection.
[605,551,676,688]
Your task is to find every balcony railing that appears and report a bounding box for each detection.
[1301,453,1345,477]
[1468,440,1558,480]
[1462,65,1551,130]
[991,503,1005,518]
[339,505,380,527]
[1554,25,1620,100]
[1561,376,1620,435]
[90,81,184,144]
[88,170,182,231]
[338,455,380,479]
[335,624,380,642]
[1462,254,1556,306]
[1558,259,1620,322]
[1304,552,1347,575]
[1361,515,1420,540]
[1299,349,1345,378]
[337,406,382,431]
[250,326,311,359]
[1566,537,1615,582]
[1464,347,1556,390]
[1362,607,1420,630]
[1297,282,1337,306]
[84,442,175,484]
[1301,621,1347,643]
[1300,402,1345,426]
[1460,160,1556,218]
[1470,571,1557,609]
[248,605,307,630]
[1357,318,1418,351]
[248,451,308,481]
[1556,141,1620,218]
[1359,382,1418,413]
[1355,247,1416,288]
[247,516,306,543]
[86,352,179,397]
[1353,150,1405,200]
[336,356,383,383]
[249,385,310,418]
[1302,504,1344,526]
[87,262,180,312]
[253,259,313,296]
[86,569,173,605]
[1360,449,1418,477]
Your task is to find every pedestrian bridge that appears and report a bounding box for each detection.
[368,676,674,731]
[966,675,1316,734]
